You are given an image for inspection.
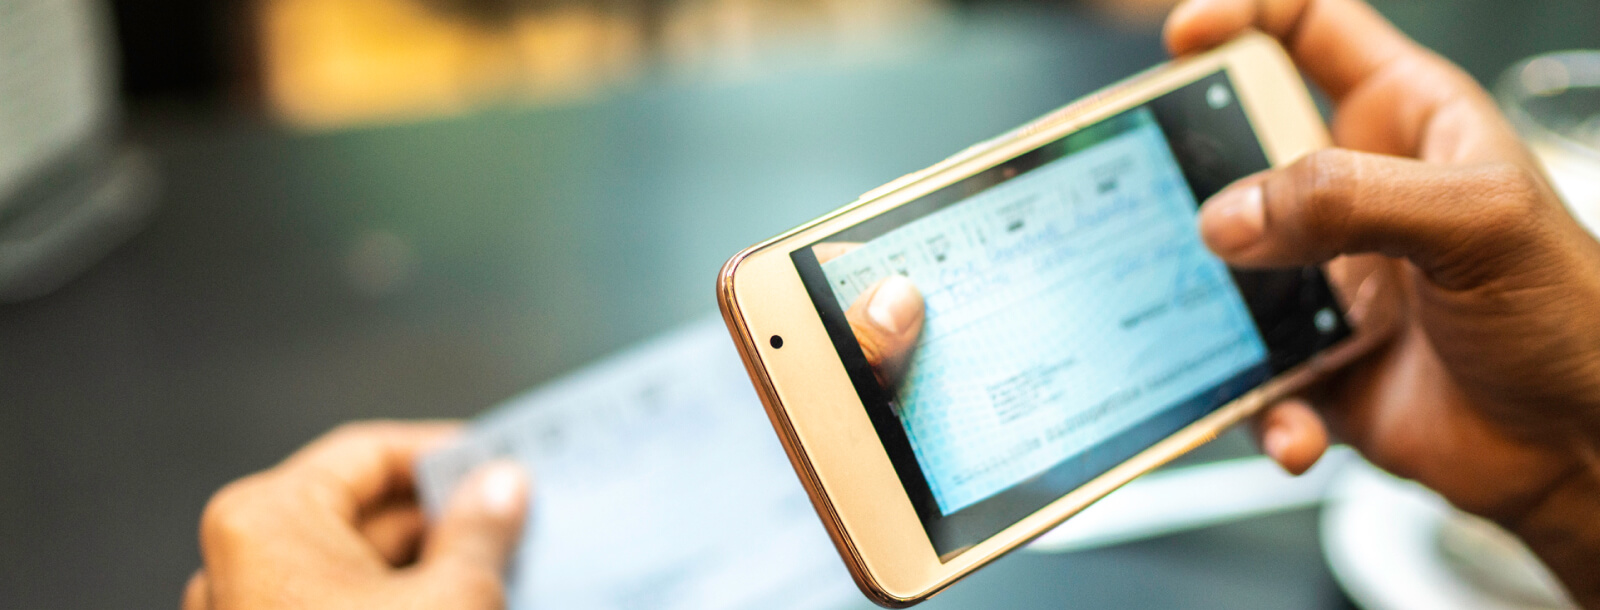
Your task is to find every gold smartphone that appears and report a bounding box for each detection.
[717,33,1391,607]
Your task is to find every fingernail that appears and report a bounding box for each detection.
[867,275,921,337]
[473,460,529,517]
[1202,184,1265,253]
[1262,427,1291,461]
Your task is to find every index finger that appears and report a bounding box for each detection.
[1166,0,1526,165]
[1164,0,1418,101]
[278,420,462,522]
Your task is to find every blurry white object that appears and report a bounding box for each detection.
[1028,447,1354,553]
[1499,50,1600,236]
[0,0,154,302]
[1321,459,1574,610]
[416,318,865,610]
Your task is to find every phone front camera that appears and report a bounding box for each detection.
[1314,308,1338,334]
[770,335,784,349]
[1206,82,1233,109]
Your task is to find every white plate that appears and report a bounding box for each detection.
[1320,460,1573,610]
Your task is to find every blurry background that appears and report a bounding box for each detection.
[2,0,1598,608]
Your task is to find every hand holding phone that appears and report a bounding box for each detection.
[1171,1,1600,606]
[720,32,1398,606]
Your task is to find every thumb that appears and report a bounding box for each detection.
[414,460,531,607]
[846,275,925,389]
[1198,149,1555,290]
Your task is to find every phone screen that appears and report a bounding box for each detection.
[790,71,1350,558]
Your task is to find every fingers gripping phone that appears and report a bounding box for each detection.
[717,33,1392,607]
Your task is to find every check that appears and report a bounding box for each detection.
[819,109,1267,515]
[416,319,864,610]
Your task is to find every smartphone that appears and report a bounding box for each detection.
[717,33,1393,607]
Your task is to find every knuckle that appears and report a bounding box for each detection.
[1422,163,1550,288]
[199,476,274,549]
[1471,164,1545,235]
[1288,150,1360,250]
[1496,163,1545,207]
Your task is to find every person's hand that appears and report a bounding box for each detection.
[815,243,927,391]
[1167,0,1600,601]
[183,421,531,610]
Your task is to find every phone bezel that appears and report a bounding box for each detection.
[718,32,1389,607]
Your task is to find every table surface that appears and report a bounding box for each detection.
[3,2,1597,608]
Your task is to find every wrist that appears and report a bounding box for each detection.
[1507,454,1600,608]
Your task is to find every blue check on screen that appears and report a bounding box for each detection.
[820,109,1267,515]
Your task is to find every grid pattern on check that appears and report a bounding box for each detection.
[819,110,1267,514]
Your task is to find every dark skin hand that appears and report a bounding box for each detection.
[1170,0,1600,604]
[843,1,1600,603]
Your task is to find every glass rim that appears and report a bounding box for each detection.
[1495,49,1600,162]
